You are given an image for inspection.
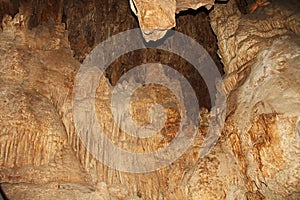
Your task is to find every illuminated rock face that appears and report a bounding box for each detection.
[129,0,214,41]
[0,0,299,199]
[210,0,300,198]
[129,0,176,42]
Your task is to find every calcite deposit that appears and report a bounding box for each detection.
[129,0,215,41]
[0,0,299,199]
[210,0,300,198]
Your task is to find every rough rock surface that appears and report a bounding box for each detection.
[0,11,93,185]
[0,0,299,199]
[210,0,300,198]
[129,0,214,41]
[0,0,225,199]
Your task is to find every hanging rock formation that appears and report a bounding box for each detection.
[129,0,214,41]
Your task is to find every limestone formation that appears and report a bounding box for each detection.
[210,0,300,198]
[129,0,215,41]
[0,0,299,199]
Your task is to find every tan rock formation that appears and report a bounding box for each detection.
[0,0,299,199]
[129,0,215,41]
[210,0,300,198]
[129,0,176,42]
[176,0,214,12]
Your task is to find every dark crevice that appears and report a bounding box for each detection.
[0,0,20,30]
[236,0,249,14]
[0,185,8,200]
[176,6,211,17]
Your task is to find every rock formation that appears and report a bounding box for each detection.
[129,0,215,41]
[0,0,299,199]
[210,0,300,198]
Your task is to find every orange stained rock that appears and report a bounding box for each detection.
[249,0,271,13]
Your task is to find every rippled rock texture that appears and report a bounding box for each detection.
[211,0,300,198]
[0,0,299,199]
[129,0,214,41]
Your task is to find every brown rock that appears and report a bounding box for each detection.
[0,0,299,199]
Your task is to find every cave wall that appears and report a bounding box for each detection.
[0,0,299,199]
[210,0,300,198]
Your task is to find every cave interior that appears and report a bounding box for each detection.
[0,0,299,199]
